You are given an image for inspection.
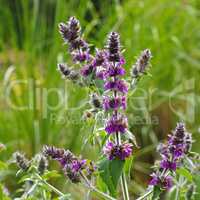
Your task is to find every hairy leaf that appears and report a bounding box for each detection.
[176,168,193,182]
[98,158,125,197]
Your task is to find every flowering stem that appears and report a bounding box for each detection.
[136,189,153,200]
[114,132,129,200]
[80,172,117,200]
[175,187,179,200]
[22,181,38,198]
[121,172,130,200]
[35,174,64,196]
[175,176,181,200]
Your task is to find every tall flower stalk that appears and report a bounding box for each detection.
[102,32,131,200]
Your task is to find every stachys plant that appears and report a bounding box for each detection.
[9,17,199,200]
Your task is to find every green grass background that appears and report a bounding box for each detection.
[0,0,200,199]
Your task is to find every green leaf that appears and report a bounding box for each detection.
[98,158,125,197]
[42,170,61,180]
[152,186,162,200]
[176,168,193,182]
[124,156,134,179]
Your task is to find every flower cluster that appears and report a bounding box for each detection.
[149,173,173,190]
[58,20,135,163]
[149,123,193,190]
[43,145,96,183]
[59,16,90,63]
[58,16,97,85]
[103,141,133,160]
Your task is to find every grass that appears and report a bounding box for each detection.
[0,0,200,199]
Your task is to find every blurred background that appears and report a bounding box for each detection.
[0,0,200,199]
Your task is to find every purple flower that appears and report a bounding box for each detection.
[149,173,173,190]
[168,123,191,159]
[95,68,107,80]
[107,65,125,77]
[71,159,86,172]
[103,96,126,111]
[59,17,90,64]
[119,142,133,160]
[105,114,128,134]
[72,50,90,63]
[103,141,133,160]
[43,145,95,183]
[149,173,160,186]
[106,32,121,62]
[80,64,94,77]
[103,141,115,160]
[149,123,193,191]
[160,159,177,171]
[93,50,108,67]
[104,79,128,94]
[162,176,173,190]
[59,17,87,51]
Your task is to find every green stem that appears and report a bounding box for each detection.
[36,174,64,196]
[175,186,179,200]
[22,181,38,198]
[121,172,130,200]
[80,172,116,200]
[115,132,129,200]
[175,176,181,200]
[92,187,117,200]
[136,189,153,200]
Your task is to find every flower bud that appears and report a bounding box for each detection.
[37,155,48,175]
[13,152,30,171]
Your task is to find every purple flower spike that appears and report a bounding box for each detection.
[80,64,94,77]
[59,16,90,65]
[43,145,95,183]
[149,123,193,191]
[104,79,128,94]
[132,49,152,78]
[105,114,128,134]
[103,141,133,160]
[103,96,127,111]
[107,32,121,62]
